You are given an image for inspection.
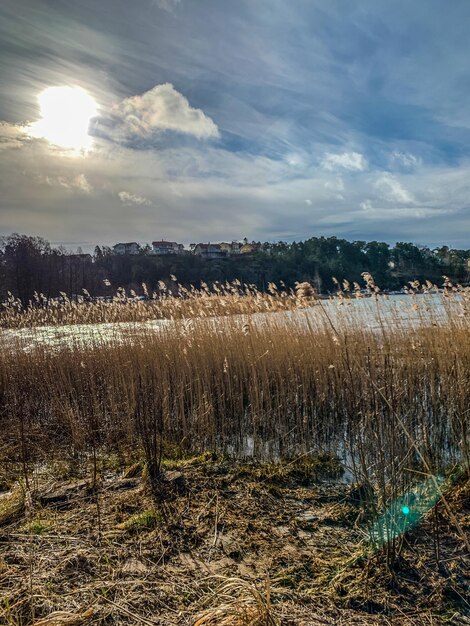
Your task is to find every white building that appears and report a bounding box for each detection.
[152,240,185,255]
[113,242,140,255]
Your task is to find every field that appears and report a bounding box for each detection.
[0,278,469,625]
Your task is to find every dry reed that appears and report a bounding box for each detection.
[0,280,315,329]
[0,278,469,560]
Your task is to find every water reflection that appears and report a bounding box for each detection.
[1,293,459,352]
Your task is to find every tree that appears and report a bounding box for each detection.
[365,241,391,287]
[1,234,51,301]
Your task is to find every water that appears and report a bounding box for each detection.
[0,293,463,351]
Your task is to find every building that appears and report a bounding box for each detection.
[240,241,262,255]
[152,240,185,255]
[66,253,93,263]
[219,241,241,255]
[113,242,140,255]
[193,243,226,259]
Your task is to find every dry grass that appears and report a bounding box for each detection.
[0,486,25,526]
[1,283,470,483]
[0,280,315,329]
[1,281,469,474]
[0,457,467,625]
[0,277,469,623]
[194,576,279,625]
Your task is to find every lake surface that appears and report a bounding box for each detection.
[0,293,464,352]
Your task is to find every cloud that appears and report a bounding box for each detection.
[70,174,93,193]
[4,0,470,249]
[358,198,449,221]
[375,175,414,204]
[324,177,344,192]
[118,191,152,206]
[0,122,29,150]
[35,173,93,193]
[286,153,306,167]
[0,82,219,156]
[390,151,421,170]
[109,83,219,143]
[320,152,367,172]
[324,176,345,199]
[0,130,468,249]
[151,0,181,11]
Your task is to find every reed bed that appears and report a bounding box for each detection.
[0,279,313,329]
[1,278,469,616]
[1,282,469,482]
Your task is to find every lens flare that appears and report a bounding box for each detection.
[369,476,445,547]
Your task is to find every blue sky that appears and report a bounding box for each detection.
[2,0,470,249]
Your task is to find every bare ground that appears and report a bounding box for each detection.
[0,455,469,626]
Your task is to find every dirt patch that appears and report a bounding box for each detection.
[0,458,468,625]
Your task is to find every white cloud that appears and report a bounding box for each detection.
[112,83,219,141]
[375,174,414,204]
[152,0,181,11]
[118,191,152,206]
[71,174,93,193]
[0,118,466,248]
[0,122,29,150]
[357,202,448,221]
[324,177,344,192]
[286,152,306,167]
[35,173,93,193]
[390,151,421,169]
[320,151,367,172]
[324,176,345,199]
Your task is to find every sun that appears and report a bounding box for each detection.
[29,86,98,152]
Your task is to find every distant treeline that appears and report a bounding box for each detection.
[1,233,469,302]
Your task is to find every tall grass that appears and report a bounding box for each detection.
[1,284,468,463]
[0,279,313,329]
[1,279,469,560]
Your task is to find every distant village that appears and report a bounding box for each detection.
[3,233,470,303]
[111,239,264,258]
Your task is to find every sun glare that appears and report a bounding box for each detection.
[29,86,98,152]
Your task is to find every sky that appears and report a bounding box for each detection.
[2,0,470,250]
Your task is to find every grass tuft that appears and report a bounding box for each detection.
[117,509,162,533]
